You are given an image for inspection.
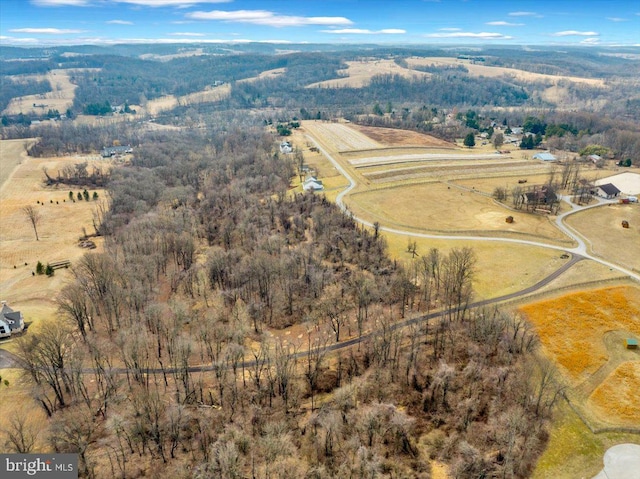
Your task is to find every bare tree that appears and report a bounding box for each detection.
[23,205,41,241]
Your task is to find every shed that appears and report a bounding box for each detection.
[533,152,557,162]
[626,338,638,349]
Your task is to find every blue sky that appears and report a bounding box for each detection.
[1,0,639,47]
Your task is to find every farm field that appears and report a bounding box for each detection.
[454,168,621,196]
[2,69,90,116]
[405,56,607,87]
[520,286,640,428]
[0,145,107,348]
[307,59,431,88]
[141,83,231,116]
[348,182,572,244]
[383,232,570,300]
[0,139,36,187]
[565,204,640,272]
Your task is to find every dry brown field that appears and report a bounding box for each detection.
[237,67,286,83]
[349,124,454,148]
[519,285,640,443]
[348,182,571,244]
[0,146,107,342]
[454,167,621,196]
[307,59,431,88]
[2,69,95,116]
[139,48,204,61]
[565,204,640,272]
[405,57,607,88]
[142,83,232,116]
[383,232,570,300]
[0,139,36,186]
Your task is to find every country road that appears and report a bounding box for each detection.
[306,134,640,284]
[0,250,585,375]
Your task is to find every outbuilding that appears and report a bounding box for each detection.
[533,152,557,162]
[595,183,621,199]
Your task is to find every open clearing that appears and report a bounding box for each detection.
[2,69,93,116]
[565,204,640,272]
[348,182,571,244]
[405,56,607,88]
[307,59,431,88]
[0,144,107,345]
[519,286,640,432]
[0,139,36,187]
[349,124,454,148]
[141,83,231,116]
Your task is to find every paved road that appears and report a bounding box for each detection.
[306,134,640,283]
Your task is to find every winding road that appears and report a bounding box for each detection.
[307,134,640,283]
[1,136,637,374]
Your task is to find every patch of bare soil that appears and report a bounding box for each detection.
[349,124,454,148]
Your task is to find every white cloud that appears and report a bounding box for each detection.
[169,32,206,36]
[10,27,87,34]
[322,28,405,35]
[606,17,627,22]
[115,0,232,5]
[439,28,461,31]
[424,31,513,40]
[551,30,600,37]
[31,0,89,6]
[106,20,134,25]
[580,37,600,45]
[185,10,353,27]
[485,21,523,26]
[508,11,539,17]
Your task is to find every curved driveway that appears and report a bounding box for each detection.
[307,134,640,284]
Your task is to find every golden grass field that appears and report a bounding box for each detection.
[0,140,107,340]
[519,286,640,384]
[383,232,570,300]
[405,57,607,88]
[348,182,571,243]
[565,204,640,272]
[588,361,640,425]
[307,59,431,88]
[2,69,94,116]
[142,83,232,116]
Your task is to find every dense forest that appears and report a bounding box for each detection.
[6,125,558,478]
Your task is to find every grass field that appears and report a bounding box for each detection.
[565,204,640,272]
[0,139,36,187]
[307,59,431,88]
[348,182,571,244]
[405,57,607,88]
[532,400,640,479]
[588,361,640,425]
[382,232,570,300]
[519,286,640,383]
[0,146,107,348]
[2,69,90,116]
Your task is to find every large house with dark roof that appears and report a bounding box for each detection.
[0,301,25,338]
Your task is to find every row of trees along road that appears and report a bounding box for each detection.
[8,124,558,478]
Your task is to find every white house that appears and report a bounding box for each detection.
[303,176,324,192]
[0,301,25,337]
[280,141,293,154]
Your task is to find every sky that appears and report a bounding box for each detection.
[1,0,639,47]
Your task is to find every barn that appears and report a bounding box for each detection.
[595,183,621,199]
